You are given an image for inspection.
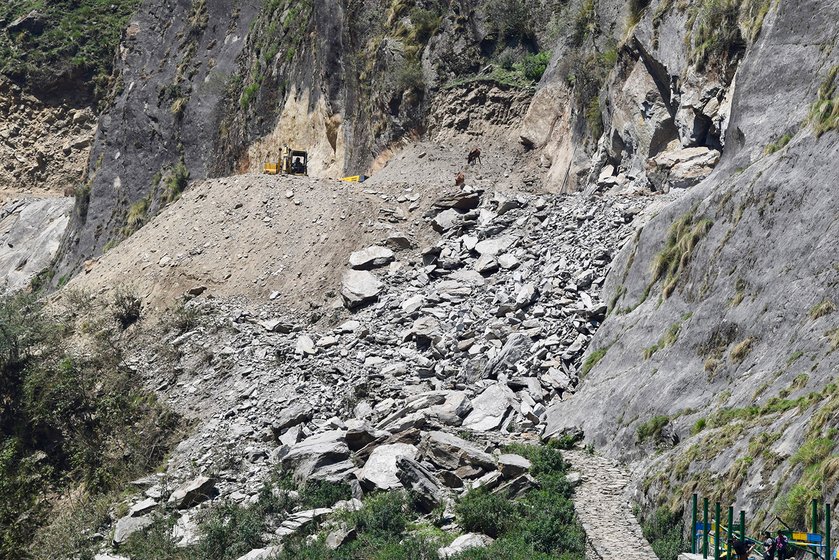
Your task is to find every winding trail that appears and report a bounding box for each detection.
[565,450,659,560]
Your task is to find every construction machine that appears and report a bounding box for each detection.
[263,145,308,176]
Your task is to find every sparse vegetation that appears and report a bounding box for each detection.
[809,66,839,136]
[651,211,714,299]
[686,0,771,74]
[0,0,143,100]
[637,415,671,444]
[640,507,687,560]
[809,299,836,319]
[764,132,793,154]
[691,418,707,435]
[164,161,190,203]
[113,285,143,329]
[572,0,599,47]
[0,292,178,558]
[729,337,755,362]
[628,0,652,27]
[564,47,618,139]
[644,319,688,359]
[581,346,609,375]
[484,0,532,43]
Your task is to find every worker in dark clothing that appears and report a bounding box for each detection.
[291,157,305,174]
[729,537,754,560]
[762,531,776,560]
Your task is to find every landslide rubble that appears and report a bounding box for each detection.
[86,184,656,554]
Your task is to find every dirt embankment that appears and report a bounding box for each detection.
[68,174,445,314]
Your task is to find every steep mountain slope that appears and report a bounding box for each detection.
[547,0,839,527]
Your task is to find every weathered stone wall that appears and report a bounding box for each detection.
[547,0,839,525]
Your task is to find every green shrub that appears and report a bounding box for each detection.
[519,51,550,82]
[637,415,670,443]
[691,418,706,434]
[113,286,142,329]
[484,0,532,42]
[240,82,261,109]
[688,0,744,72]
[351,491,410,537]
[0,293,178,555]
[641,507,687,560]
[457,443,585,558]
[456,488,518,538]
[393,59,425,93]
[198,503,265,560]
[0,0,143,100]
[409,7,441,43]
[572,0,598,46]
[298,480,351,510]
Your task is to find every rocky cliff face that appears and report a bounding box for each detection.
[546,0,839,527]
[2,0,838,546]
[52,0,573,279]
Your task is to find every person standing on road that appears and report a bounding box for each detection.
[775,530,789,560]
[761,531,776,560]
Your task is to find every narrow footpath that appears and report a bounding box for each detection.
[565,450,659,560]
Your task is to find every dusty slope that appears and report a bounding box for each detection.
[546,0,839,523]
[68,174,442,312]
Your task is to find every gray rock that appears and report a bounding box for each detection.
[295,335,317,355]
[439,533,494,558]
[235,548,283,560]
[349,246,395,269]
[341,270,383,309]
[462,383,517,432]
[167,476,217,509]
[128,497,158,517]
[326,524,357,549]
[396,456,443,512]
[483,333,531,379]
[358,443,418,490]
[419,431,495,471]
[432,208,463,232]
[113,514,154,544]
[432,190,482,210]
[474,235,516,256]
[497,454,532,478]
[281,430,350,480]
[272,405,313,436]
[276,508,333,537]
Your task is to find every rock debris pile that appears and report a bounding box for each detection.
[109,187,651,555]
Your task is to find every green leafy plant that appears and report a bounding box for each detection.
[641,507,688,560]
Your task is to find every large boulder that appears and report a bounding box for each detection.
[474,235,516,256]
[396,456,443,512]
[358,443,418,490]
[113,514,154,544]
[167,476,217,509]
[271,404,313,437]
[280,430,350,480]
[432,190,482,210]
[461,384,518,432]
[349,246,395,269]
[341,270,383,309]
[419,431,495,471]
[439,533,494,558]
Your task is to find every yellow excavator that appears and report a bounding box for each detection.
[264,145,308,176]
